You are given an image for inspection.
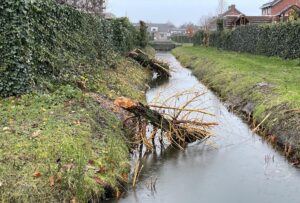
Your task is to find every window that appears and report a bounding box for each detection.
[262,7,272,15]
[268,7,271,15]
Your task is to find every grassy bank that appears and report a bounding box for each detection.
[172,45,300,162]
[0,55,151,202]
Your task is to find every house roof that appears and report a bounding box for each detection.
[274,4,300,15]
[221,5,244,17]
[246,16,274,24]
[261,0,281,9]
[224,15,274,28]
[223,16,240,28]
[170,28,186,32]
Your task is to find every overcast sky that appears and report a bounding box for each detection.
[107,0,270,26]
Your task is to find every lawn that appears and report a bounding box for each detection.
[173,45,300,116]
[173,45,300,160]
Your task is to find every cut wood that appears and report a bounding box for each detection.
[127,49,171,78]
[114,97,215,147]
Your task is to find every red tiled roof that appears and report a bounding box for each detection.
[274,4,300,15]
[246,16,274,24]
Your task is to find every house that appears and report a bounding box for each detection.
[236,15,274,25]
[169,28,186,35]
[214,4,260,30]
[261,0,300,17]
[220,4,276,29]
[133,22,189,41]
[214,1,300,30]
[242,0,300,25]
[146,23,175,41]
[220,5,244,29]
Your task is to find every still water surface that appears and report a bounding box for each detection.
[111,52,300,203]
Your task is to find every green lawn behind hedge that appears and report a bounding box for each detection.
[173,45,300,120]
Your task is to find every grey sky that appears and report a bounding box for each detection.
[107,0,270,26]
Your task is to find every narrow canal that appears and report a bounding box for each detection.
[112,52,300,203]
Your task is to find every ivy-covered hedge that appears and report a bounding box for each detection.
[192,30,205,45]
[0,0,142,97]
[193,22,300,59]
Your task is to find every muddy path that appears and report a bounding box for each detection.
[108,52,300,203]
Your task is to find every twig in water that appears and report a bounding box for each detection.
[132,160,143,188]
[252,113,271,133]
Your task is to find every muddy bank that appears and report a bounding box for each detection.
[172,47,300,165]
[223,90,300,164]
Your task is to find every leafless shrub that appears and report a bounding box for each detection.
[56,0,106,15]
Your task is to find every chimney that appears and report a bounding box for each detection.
[228,4,236,10]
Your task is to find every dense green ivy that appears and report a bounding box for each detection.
[0,0,143,97]
[192,30,205,45]
[138,21,148,48]
[193,22,300,59]
[111,18,139,54]
[0,0,33,97]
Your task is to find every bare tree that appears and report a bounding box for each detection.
[56,0,107,15]
[166,21,176,28]
[216,0,227,16]
[199,15,215,31]
[198,15,215,46]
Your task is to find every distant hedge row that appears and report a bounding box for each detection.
[193,22,300,59]
[0,0,145,97]
[171,35,192,43]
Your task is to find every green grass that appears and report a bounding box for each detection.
[173,45,300,160]
[0,53,151,202]
[173,45,300,121]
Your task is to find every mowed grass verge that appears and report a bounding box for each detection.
[173,45,300,160]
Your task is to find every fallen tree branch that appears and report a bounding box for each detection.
[148,104,215,117]
[114,97,214,147]
[252,113,271,133]
[173,120,218,126]
[127,49,171,78]
[283,108,300,114]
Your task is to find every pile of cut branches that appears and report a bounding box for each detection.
[114,90,217,149]
[127,49,171,78]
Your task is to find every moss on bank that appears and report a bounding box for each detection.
[0,53,152,202]
[172,45,300,162]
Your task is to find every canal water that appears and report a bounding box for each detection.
[111,52,300,203]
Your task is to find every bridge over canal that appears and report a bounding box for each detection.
[149,40,181,51]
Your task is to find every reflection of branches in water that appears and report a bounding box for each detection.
[146,176,158,192]
[149,88,214,122]
[148,75,170,88]
[116,89,218,189]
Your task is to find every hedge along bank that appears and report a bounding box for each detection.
[0,0,146,97]
[193,21,300,59]
[0,0,153,202]
[171,35,193,44]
